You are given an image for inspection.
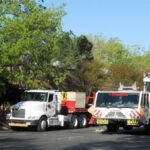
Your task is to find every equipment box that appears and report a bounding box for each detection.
[67,92,86,108]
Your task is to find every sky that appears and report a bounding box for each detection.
[42,0,150,50]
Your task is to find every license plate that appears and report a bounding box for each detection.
[127,120,139,126]
[97,118,108,125]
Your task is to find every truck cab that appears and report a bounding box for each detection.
[7,90,95,131]
[94,83,150,132]
[7,90,63,131]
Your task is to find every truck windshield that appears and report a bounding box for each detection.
[22,92,48,102]
[96,93,139,108]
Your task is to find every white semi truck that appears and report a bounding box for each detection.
[93,73,150,132]
[7,90,95,131]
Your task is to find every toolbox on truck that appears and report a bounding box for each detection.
[67,92,86,108]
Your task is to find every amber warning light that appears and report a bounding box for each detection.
[109,93,128,96]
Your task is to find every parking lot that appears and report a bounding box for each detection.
[1,126,150,150]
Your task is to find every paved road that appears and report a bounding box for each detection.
[0,126,150,150]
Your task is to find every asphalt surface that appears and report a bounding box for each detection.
[1,126,150,150]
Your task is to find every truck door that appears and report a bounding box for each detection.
[141,93,149,124]
[47,93,57,117]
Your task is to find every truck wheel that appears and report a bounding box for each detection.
[78,115,87,128]
[37,117,48,131]
[69,115,78,129]
[107,124,119,132]
[123,125,133,131]
[11,127,20,131]
[144,125,150,132]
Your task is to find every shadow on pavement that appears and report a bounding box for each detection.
[101,127,150,136]
[64,127,150,150]
[64,138,150,150]
[0,137,40,150]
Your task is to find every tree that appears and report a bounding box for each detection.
[87,34,106,61]
[107,64,143,90]
[76,35,93,63]
[0,0,68,89]
[54,31,78,68]
[104,38,131,65]
[87,35,132,66]
[73,61,106,95]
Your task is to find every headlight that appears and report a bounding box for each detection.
[32,116,36,119]
[28,116,36,120]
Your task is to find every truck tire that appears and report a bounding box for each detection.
[37,117,48,131]
[123,125,133,131]
[11,127,20,131]
[69,115,78,129]
[78,115,87,128]
[107,124,119,132]
[144,125,150,132]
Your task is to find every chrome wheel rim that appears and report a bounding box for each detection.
[41,120,47,130]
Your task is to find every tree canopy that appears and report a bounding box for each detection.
[0,1,149,104]
[0,0,67,89]
[0,0,94,93]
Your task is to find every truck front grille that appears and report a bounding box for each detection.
[106,112,115,117]
[116,112,126,118]
[12,109,25,118]
[105,111,126,119]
